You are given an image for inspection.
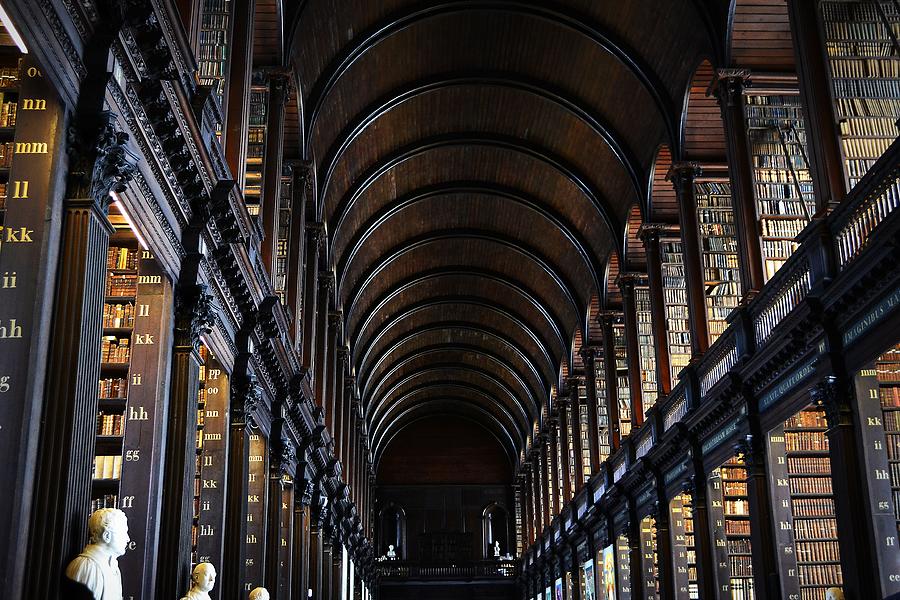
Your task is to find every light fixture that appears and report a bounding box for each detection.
[111,192,148,251]
[0,4,28,54]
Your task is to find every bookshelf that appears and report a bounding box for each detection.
[670,492,699,599]
[244,80,268,216]
[198,0,232,108]
[565,402,577,499]
[578,385,592,483]
[91,238,140,511]
[245,432,268,590]
[0,57,19,232]
[555,420,565,506]
[853,345,900,596]
[634,286,659,413]
[660,239,692,382]
[274,168,293,305]
[767,408,842,600]
[695,181,742,343]
[639,516,659,600]
[820,0,900,190]
[708,456,755,600]
[613,321,632,438]
[744,93,815,281]
[595,356,611,463]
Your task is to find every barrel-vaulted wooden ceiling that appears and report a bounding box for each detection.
[282,0,754,468]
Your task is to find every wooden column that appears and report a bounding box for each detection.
[260,73,289,278]
[713,70,765,297]
[522,470,533,544]
[786,0,846,211]
[638,224,674,394]
[301,223,324,369]
[314,273,334,413]
[599,314,622,449]
[548,424,559,516]
[811,376,880,599]
[568,382,586,491]
[156,246,214,599]
[557,399,573,502]
[223,0,255,189]
[619,274,646,427]
[266,418,295,599]
[292,480,313,600]
[652,494,675,600]
[541,439,552,526]
[343,377,355,481]
[327,317,343,448]
[580,347,602,472]
[221,357,257,600]
[626,512,645,600]
[739,428,779,600]
[667,163,709,355]
[23,80,137,598]
[286,164,310,346]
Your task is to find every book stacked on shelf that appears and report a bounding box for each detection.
[639,517,660,597]
[99,378,128,399]
[92,455,123,480]
[821,0,900,190]
[103,302,135,329]
[106,274,137,297]
[695,181,741,342]
[578,387,591,482]
[876,345,900,533]
[106,246,139,270]
[100,337,131,364]
[275,172,293,304]
[96,413,125,436]
[660,239,692,381]
[0,142,14,167]
[91,495,118,512]
[243,82,268,215]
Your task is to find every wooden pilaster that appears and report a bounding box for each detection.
[619,274,647,427]
[314,272,334,413]
[713,70,766,297]
[668,162,710,355]
[638,224,676,394]
[600,313,622,449]
[286,164,310,346]
[568,385,586,492]
[557,398,573,502]
[738,427,779,600]
[259,72,289,278]
[223,0,255,189]
[301,223,324,369]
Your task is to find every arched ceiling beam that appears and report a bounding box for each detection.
[326,134,623,249]
[335,182,603,303]
[342,230,585,343]
[316,74,646,203]
[355,297,560,395]
[373,401,520,468]
[369,379,526,451]
[299,1,679,153]
[349,265,568,375]
[365,346,539,425]
[358,322,552,405]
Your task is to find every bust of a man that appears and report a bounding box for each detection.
[493,541,501,557]
[386,544,396,559]
[64,508,130,600]
[180,562,217,600]
[249,587,270,600]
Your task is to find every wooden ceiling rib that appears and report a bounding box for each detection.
[252,0,283,66]
[682,60,727,161]
[285,0,743,462]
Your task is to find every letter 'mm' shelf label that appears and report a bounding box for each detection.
[0,56,63,561]
[118,255,174,600]
[766,424,801,600]
[244,433,268,590]
[196,356,229,592]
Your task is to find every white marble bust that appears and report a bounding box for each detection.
[64,508,130,600]
[180,562,217,600]
[386,544,396,559]
[825,588,845,600]
[493,541,501,557]
[249,587,270,600]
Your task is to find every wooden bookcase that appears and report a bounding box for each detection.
[708,456,755,600]
[613,321,632,438]
[639,516,660,600]
[659,238,692,383]
[634,286,658,413]
[594,356,611,464]
[695,181,742,344]
[820,0,900,190]
[198,0,232,107]
[274,167,293,305]
[578,385,592,483]
[244,79,268,216]
[767,408,842,600]
[744,92,815,281]
[670,492,699,599]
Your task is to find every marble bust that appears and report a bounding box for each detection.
[249,587,270,600]
[493,541,501,557]
[825,589,845,600]
[64,508,130,600]
[180,562,217,600]
[386,544,396,559]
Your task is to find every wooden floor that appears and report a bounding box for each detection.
[379,581,518,600]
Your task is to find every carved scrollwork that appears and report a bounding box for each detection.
[68,111,139,206]
[810,375,849,429]
[174,283,216,350]
[231,372,262,425]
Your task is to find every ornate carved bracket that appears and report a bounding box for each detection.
[174,282,216,350]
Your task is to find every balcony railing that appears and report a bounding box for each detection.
[376,560,518,579]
